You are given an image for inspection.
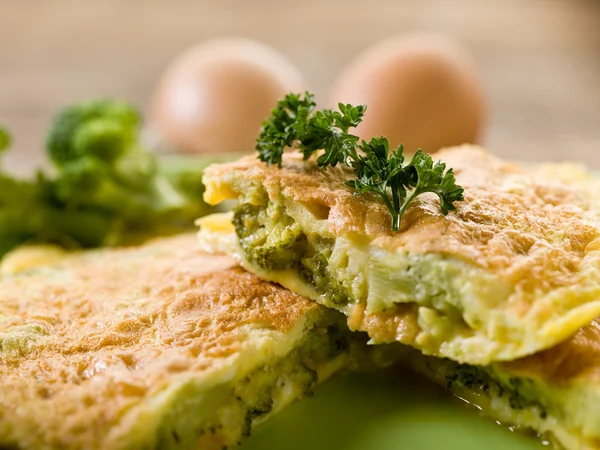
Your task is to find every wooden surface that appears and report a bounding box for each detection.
[1,0,599,174]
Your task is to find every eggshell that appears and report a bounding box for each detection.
[149,38,306,154]
[328,33,486,153]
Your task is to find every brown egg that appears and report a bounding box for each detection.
[328,33,486,153]
[149,38,306,154]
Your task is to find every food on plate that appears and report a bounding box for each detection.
[198,94,600,365]
[0,100,221,258]
[149,38,306,154]
[328,33,486,153]
[0,234,370,450]
[403,316,600,450]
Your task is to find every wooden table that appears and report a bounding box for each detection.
[1,0,599,174]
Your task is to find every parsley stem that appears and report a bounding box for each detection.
[396,188,420,231]
[391,212,401,232]
[377,189,400,231]
[390,178,401,221]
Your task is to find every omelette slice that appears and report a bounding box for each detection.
[198,145,600,365]
[402,316,600,450]
[0,234,363,450]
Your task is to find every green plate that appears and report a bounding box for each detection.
[240,368,545,450]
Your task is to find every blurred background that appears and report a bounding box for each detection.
[1,0,599,173]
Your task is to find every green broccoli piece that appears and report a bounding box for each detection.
[46,99,188,227]
[156,154,222,224]
[0,125,10,154]
[47,99,138,166]
[232,203,309,270]
[0,127,44,253]
[0,100,226,258]
[0,128,113,254]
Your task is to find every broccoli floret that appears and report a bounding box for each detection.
[232,202,349,304]
[0,127,113,253]
[249,225,307,270]
[233,203,308,270]
[298,245,350,306]
[72,118,131,163]
[46,99,188,226]
[0,100,221,257]
[233,203,263,240]
[47,99,138,166]
[442,362,549,419]
[446,364,486,389]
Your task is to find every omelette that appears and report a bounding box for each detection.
[0,234,366,450]
[402,316,600,450]
[198,145,600,365]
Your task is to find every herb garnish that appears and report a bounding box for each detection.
[256,91,464,231]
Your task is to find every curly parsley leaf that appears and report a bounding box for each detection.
[256,92,316,167]
[299,109,361,167]
[347,138,410,230]
[402,150,465,216]
[255,92,464,231]
[301,104,366,168]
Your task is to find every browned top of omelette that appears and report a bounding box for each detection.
[201,145,600,364]
[0,235,326,450]
[205,146,600,289]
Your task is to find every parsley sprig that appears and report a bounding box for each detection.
[256,92,464,231]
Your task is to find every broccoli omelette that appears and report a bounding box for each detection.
[198,145,600,365]
[0,234,364,450]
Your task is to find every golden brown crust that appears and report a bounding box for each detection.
[204,146,599,292]
[0,234,320,449]
[203,145,600,363]
[502,317,600,386]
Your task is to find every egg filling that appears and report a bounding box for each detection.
[0,306,357,450]
[199,189,521,364]
[198,148,600,366]
[229,196,492,327]
[152,311,353,450]
[232,203,350,306]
